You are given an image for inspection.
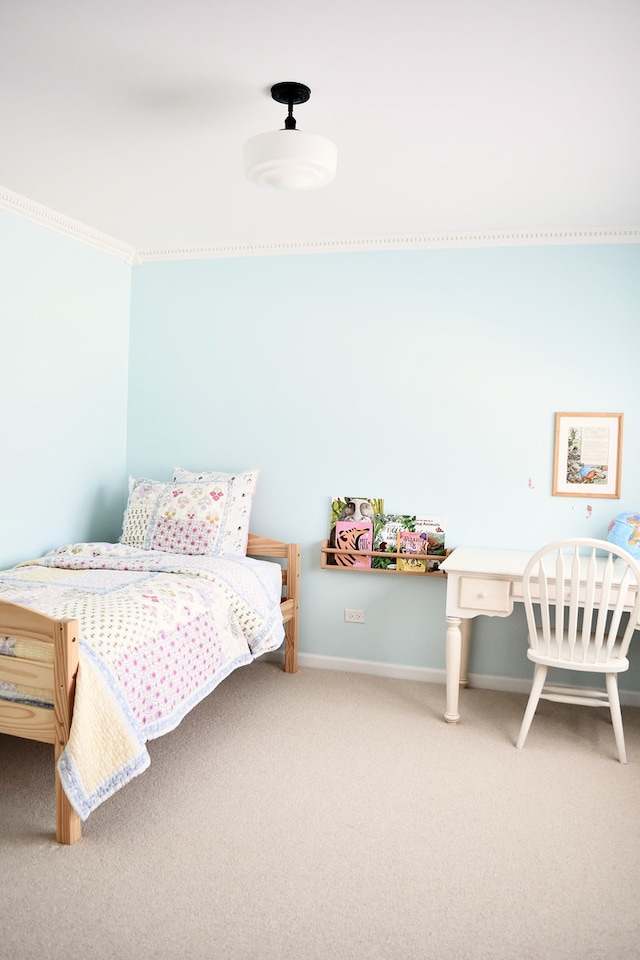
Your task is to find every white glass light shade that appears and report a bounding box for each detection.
[243,129,337,190]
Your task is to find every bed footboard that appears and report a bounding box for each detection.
[246,535,300,673]
[0,600,81,844]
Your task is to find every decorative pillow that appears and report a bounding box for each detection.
[172,467,259,555]
[120,469,258,556]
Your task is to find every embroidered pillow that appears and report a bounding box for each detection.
[172,468,258,557]
[121,470,258,556]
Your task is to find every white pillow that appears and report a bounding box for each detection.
[120,469,258,556]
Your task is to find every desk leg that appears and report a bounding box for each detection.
[445,616,463,723]
[460,617,472,688]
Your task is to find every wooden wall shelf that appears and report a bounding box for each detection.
[321,541,450,577]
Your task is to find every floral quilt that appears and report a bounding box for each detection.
[0,542,285,819]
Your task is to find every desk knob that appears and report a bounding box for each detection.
[478,591,488,599]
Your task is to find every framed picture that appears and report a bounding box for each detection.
[553,412,623,498]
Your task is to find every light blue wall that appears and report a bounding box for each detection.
[128,244,640,689]
[2,209,637,688]
[0,210,132,567]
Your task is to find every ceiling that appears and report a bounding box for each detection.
[1,0,639,258]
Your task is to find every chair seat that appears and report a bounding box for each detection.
[526,640,629,674]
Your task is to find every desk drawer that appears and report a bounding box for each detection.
[459,577,511,613]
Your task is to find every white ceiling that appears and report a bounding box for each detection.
[1,0,639,258]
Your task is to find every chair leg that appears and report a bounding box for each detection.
[605,673,626,764]
[516,663,547,749]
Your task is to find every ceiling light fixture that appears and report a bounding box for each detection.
[243,82,337,190]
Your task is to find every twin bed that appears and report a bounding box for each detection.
[0,469,300,844]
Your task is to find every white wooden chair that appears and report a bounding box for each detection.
[516,537,640,763]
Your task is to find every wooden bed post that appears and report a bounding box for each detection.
[284,542,300,674]
[0,602,82,844]
[246,535,300,674]
[53,618,81,845]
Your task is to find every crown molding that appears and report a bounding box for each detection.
[0,186,139,264]
[1,184,638,263]
[136,228,640,262]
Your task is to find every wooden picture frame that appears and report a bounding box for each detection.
[553,412,623,498]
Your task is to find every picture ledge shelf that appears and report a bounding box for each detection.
[321,541,451,577]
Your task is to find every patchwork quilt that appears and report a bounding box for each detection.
[0,542,285,819]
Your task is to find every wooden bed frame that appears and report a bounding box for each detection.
[0,534,300,844]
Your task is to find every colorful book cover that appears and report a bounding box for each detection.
[328,497,384,565]
[372,514,415,569]
[414,515,446,555]
[333,521,374,568]
[396,530,428,572]
[330,497,384,531]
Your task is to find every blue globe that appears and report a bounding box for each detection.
[607,512,640,560]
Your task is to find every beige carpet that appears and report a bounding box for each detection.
[1,661,639,960]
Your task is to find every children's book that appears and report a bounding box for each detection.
[328,497,384,565]
[396,529,428,572]
[332,520,374,568]
[414,515,446,555]
[330,497,384,532]
[372,514,415,569]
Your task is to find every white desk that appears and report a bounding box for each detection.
[439,545,640,723]
[439,547,531,722]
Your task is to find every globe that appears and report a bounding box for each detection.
[607,512,640,560]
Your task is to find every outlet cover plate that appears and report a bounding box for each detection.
[345,609,365,623]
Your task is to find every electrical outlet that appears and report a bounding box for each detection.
[345,608,365,623]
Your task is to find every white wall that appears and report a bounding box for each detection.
[127,244,640,690]
[0,210,132,567]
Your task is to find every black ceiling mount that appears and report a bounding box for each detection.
[270,82,311,130]
[270,82,311,106]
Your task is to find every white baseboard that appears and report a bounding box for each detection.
[264,651,640,708]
